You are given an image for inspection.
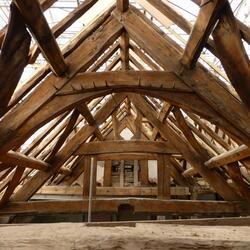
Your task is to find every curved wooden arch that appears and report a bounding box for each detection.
[0,71,248,154]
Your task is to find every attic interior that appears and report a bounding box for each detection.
[0,0,250,248]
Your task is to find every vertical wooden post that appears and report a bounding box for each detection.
[83,156,97,197]
[139,160,149,185]
[103,160,112,187]
[117,0,129,12]
[117,0,130,70]
[120,32,129,70]
[134,159,139,186]
[120,160,125,187]
[83,157,90,198]
[157,154,171,199]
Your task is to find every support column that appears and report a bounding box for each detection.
[139,160,149,185]
[157,154,171,199]
[83,156,97,197]
[120,160,124,187]
[103,160,112,187]
[134,160,139,186]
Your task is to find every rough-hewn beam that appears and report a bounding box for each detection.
[1,199,249,215]
[130,43,161,71]
[129,94,241,201]
[29,0,98,64]
[205,145,250,169]
[180,0,226,68]
[0,3,31,117]
[117,0,129,12]
[0,17,123,155]
[0,151,51,171]
[0,0,56,48]
[191,0,250,44]
[120,32,130,70]
[213,3,250,109]
[78,103,104,141]
[57,71,192,94]
[9,5,115,111]
[113,8,250,144]
[14,0,67,76]
[75,140,178,155]
[157,155,171,199]
[36,186,190,196]
[11,94,126,202]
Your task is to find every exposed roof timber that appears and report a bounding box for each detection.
[112,7,250,143]
[205,145,250,169]
[0,3,31,117]
[0,16,123,154]
[0,0,56,48]
[180,0,226,69]
[7,4,115,113]
[129,93,241,201]
[191,0,250,44]
[28,0,98,64]
[1,199,250,215]
[212,3,250,109]
[13,0,67,76]
[11,94,127,202]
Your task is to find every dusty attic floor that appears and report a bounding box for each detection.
[0,223,250,250]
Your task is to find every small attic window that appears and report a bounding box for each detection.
[120,128,134,140]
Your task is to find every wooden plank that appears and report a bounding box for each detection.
[14,0,67,76]
[0,3,31,117]
[75,140,178,155]
[205,145,250,169]
[1,199,250,215]
[180,0,226,68]
[213,3,250,109]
